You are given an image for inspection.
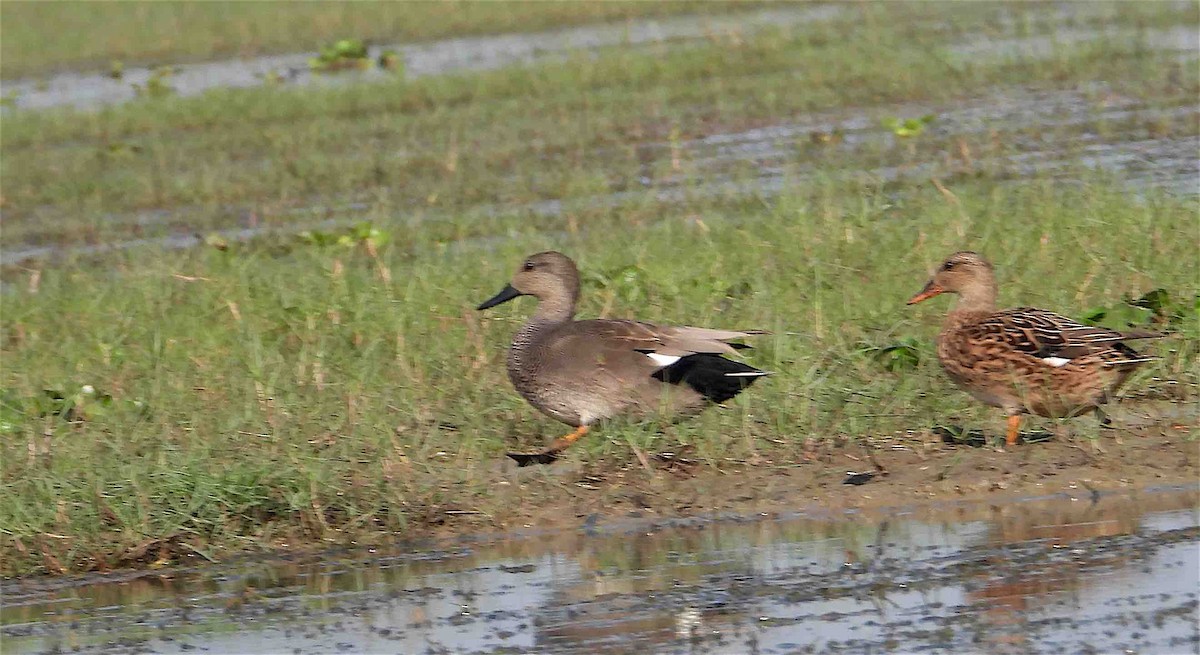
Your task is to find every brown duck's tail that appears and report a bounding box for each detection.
[1103,341,1159,369]
[1116,328,1167,341]
[652,353,768,403]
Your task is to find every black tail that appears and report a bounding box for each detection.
[652,354,766,403]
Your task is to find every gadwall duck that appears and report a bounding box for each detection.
[907,251,1163,447]
[478,251,768,465]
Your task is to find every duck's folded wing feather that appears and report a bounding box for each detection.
[565,320,760,364]
[970,307,1162,362]
[651,326,756,357]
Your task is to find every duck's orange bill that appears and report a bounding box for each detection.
[906,281,944,305]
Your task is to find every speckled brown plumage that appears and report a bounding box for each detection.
[478,251,766,465]
[908,251,1163,446]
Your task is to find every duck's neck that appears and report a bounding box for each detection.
[508,295,576,374]
[944,282,997,329]
[530,293,576,326]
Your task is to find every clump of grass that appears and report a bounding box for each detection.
[131,65,175,98]
[1081,288,1196,331]
[377,49,402,73]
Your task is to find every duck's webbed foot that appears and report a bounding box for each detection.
[506,425,590,467]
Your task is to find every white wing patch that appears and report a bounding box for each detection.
[725,371,769,377]
[644,352,682,367]
[1041,356,1071,367]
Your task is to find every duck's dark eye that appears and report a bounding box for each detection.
[942,261,957,271]
[523,261,535,271]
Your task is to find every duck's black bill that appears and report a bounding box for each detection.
[477,284,523,310]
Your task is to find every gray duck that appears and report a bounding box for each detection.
[478,251,767,465]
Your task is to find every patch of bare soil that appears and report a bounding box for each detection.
[437,402,1197,537]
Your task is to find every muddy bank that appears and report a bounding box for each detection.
[4,401,1195,583]
[441,401,1197,540]
[3,482,1196,654]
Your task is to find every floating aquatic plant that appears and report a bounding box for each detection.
[310,38,372,72]
[882,114,936,138]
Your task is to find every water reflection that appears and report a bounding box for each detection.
[965,494,1168,654]
[3,488,1197,654]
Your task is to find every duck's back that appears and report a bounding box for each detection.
[507,318,759,426]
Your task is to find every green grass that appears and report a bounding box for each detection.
[1,0,1198,576]
[3,0,1195,252]
[2,178,1196,575]
[0,0,767,79]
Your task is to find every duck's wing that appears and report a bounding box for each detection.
[557,320,763,368]
[967,307,1162,366]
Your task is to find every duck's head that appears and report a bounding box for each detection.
[477,251,581,310]
[907,251,994,305]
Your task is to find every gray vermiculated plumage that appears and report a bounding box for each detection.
[480,251,766,429]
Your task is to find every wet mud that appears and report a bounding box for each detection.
[3,485,1196,654]
[3,399,1197,653]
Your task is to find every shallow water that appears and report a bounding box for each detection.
[3,0,1197,271]
[3,487,1197,654]
[2,6,842,112]
[4,85,1196,269]
[3,4,1192,113]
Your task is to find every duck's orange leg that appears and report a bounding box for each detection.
[507,425,590,467]
[1005,415,1021,447]
[545,425,590,453]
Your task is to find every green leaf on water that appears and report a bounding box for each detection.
[311,38,373,72]
[882,113,935,138]
[300,223,390,249]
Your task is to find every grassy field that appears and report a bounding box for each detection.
[4,1,1195,249]
[1,1,1197,576]
[0,0,765,79]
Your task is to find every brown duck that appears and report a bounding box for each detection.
[478,251,767,465]
[908,251,1163,446]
